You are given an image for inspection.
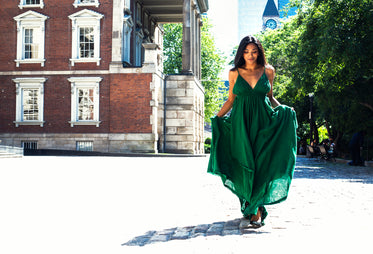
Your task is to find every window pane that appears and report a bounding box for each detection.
[22,141,38,149]
[79,27,94,58]
[76,141,93,151]
[78,88,94,120]
[24,29,39,59]
[22,88,39,121]
[25,0,40,4]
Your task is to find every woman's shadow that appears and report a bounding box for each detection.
[122,218,269,247]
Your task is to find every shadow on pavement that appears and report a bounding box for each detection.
[294,157,373,184]
[122,218,269,247]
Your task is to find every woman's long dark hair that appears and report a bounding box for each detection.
[231,35,267,71]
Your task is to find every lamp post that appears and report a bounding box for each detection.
[309,93,314,144]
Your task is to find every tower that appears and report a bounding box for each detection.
[262,0,280,30]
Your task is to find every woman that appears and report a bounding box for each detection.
[207,35,297,227]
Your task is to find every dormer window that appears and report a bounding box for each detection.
[73,0,100,8]
[19,0,44,9]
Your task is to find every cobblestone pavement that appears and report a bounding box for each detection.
[1,156,372,254]
[122,157,373,253]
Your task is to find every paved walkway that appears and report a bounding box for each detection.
[0,156,372,254]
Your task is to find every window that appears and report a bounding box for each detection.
[68,77,102,127]
[13,77,46,127]
[134,3,143,66]
[19,0,44,9]
[24,28,41,59]
[68,9,104,66]
[76,141,93,151]
[123,14,133,65]
[73,0,100,8]
[14,11,48,67]
[22,141,38,149]
[79,27,95,58]
[135,28,144,66]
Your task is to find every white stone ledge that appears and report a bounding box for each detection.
[108,133,157,141]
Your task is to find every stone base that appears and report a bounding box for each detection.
[0,133,158,154]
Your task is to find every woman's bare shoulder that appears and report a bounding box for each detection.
[265,64,275,73]
[229,69,239,80]
[265,64,275,79]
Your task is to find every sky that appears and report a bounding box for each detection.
[206,0,238,78]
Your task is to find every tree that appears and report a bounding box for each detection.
[163,17,227,122]
[257,0,373,152]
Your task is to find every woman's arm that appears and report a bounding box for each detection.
[216,70,238,117]
[266,65,281,108]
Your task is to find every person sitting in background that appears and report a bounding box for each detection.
[328,138,335,156]
[310,139,320,155]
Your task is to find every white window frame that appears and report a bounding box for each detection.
[73,0,100,8]
[68,9,104,66]
[14,11,48,67]
[68,77,102,127]
[19,0,44,9]
[123,14,133,65]
[124,0,131,9]
[135,28,144,66]
[13,77,46,127]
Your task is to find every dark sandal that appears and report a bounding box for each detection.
[249,206,267,228]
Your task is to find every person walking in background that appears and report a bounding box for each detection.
[207,35,298,227]
[348,131,366,166]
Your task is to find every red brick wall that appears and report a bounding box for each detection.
[0,2,153,135]
[0,74,110,133]
[0,0,113,71]
[110,73,153,133]
[0,73,153,134]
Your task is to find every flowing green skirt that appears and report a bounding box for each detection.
[207,105,297,218]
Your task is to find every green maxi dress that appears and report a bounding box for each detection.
[207,69,298,220]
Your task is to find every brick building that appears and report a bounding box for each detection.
[0,0,208,154]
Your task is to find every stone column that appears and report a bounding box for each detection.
[197,16,202,80]
[182,0,193,74]
[142,43,160,73]
[164,75,205,154]
[111,0,124,63]
[191,4,196,76]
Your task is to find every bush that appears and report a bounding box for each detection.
[204,137,212,153]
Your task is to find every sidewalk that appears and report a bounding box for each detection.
[0,156,372,254]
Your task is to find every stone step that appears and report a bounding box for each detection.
[0,152,22,158]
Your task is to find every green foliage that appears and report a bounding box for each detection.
[204,137,212,153]
[163,17,227,122]
[163,23,183,74]
[256,0,373,147]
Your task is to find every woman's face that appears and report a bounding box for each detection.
[243,43,259,64]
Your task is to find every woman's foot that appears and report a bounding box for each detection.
[250,208,261,222]
[249,207,266,228]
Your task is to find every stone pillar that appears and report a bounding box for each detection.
[111,0,124,63]
[197,15,202,80]
[191,3,196,76]
[142,43,164,154]
[164,75,204,154]
[142,43,161,73]
[182,0,193,74]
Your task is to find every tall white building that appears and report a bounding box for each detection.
[237,0,269,39]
